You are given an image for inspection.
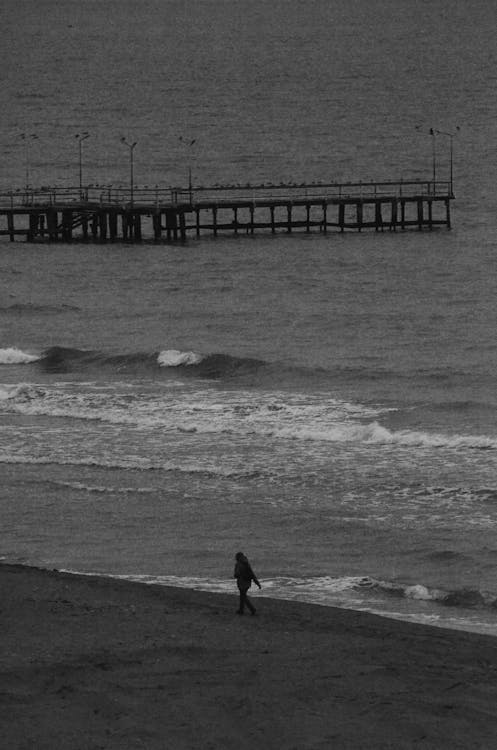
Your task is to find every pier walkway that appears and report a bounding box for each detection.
[0,179,454,243]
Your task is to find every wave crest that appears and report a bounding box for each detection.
[0,347,40,365]
[360,576,493,608]
[158,349,203,367]
[1,384,495,451]
[271,421,497,450]
[18,345,268,380]
[0,383,44,401]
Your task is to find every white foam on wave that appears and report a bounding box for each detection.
[157,349,203,367]
[1,381,495,451]
[271,421,497,450]
[0,347,40,364]
[0,452,266,479]
[0,383,44,401]
[47,480,157,494]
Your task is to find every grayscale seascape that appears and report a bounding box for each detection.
[1,0,497,635]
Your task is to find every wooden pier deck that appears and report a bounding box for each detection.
[0,180,454,243]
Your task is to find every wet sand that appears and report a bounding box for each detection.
[2,563,497,749]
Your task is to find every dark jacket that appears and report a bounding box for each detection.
[234,558,259,590]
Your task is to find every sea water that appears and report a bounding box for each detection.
[1,0,497,635]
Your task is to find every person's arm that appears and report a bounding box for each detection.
[250,566,262,589]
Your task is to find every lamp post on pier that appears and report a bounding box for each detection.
[415,126,438,194]
[434,128,459,197]
[20,133,38,191]
[120,137,137,206]
[75,132,89,199]
[179,136,196,203]
[429,128,437,193]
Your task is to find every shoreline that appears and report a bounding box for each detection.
[59,567,497,639]
[2,562,497,748]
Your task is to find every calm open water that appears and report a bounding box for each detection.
[1,0,497,634]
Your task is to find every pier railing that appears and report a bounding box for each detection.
[190,180,452,205]
[0,186,190,209]
[0,179,452,210]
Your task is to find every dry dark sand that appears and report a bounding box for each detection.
[2,564,497,749]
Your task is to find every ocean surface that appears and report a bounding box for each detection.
[1,0,497,634]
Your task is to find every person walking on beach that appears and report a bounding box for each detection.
[234,551,261,615]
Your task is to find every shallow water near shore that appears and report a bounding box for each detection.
[1,235,497,636]
[2,0,497,635]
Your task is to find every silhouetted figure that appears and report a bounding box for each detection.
[234,552,261,615]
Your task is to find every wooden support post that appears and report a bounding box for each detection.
[164,209,176,241]
[306,204,311,233]
[427,200,433,230]
[287,204,292,233]
[445,197,451,229]
[90,214,99,241]
[196,208,200,237]
[98,210,107,242]
[152,213,161,241]
[270,206,275,234]
[233,207,238,235]
[7,211,15,242]
[27,213,38,242]
[250,205,255,235]
[109,210,118,241]
[400,200,406,230]
[178,211,186,242]
[61,210,72,241]
[338,203,345,232]
[47,209,58,241]
[81,214,89,241]
[417,199,423,231]
[322,203,327,234]
[390,200,397,231]
[375,201,382,232]
[212,207,217,237]
[134,213,142,241]
[122,213,129,241]
[356,202,363,232]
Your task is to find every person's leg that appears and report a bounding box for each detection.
[238,587,255,614]
[243,589,256,615]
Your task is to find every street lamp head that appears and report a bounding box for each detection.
[120,137,137,149]
[434,127,460,137]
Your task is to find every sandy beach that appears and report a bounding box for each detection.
[1,564,497,749]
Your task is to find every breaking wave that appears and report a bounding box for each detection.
[0,452,266,478]
[357,576,497,610]
[0,383,44,401]
[0,347,41,365]
[267,422,497,450]
[157,349,203,367]
[0,344,490,400]
[0,381,495,450]
[0,345,270,380]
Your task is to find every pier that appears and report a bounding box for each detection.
[0,179,454,243]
